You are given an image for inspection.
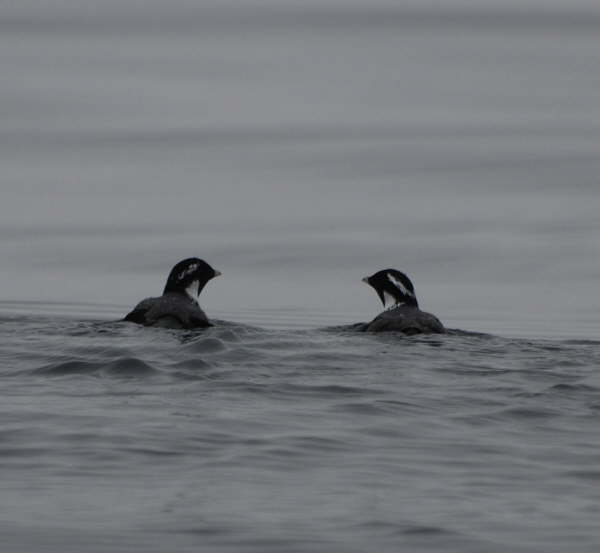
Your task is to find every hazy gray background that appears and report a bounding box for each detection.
[1,0,599,337]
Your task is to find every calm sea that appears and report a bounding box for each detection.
[1,1,599,551]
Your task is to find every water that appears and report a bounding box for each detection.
[1,313,600,552]
[1,1,600,551]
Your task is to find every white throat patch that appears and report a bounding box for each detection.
[383,290,401,309]
[387,273,414,297]
[185,280,199,301]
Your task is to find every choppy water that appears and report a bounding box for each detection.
[1,308,600,552]
[1,0,600,551]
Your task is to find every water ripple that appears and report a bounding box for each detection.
[2,312,600,553]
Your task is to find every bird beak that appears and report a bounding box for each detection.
[361,277,369,284]
[214,270,222,277]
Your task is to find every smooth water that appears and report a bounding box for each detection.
[1,0,600,551]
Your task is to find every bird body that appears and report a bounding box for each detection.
[123,258,220,329]
[362,269,445,334]
[364,304,444,334]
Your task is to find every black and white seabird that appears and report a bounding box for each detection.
[123,258,221,329]
[361,269,445,334]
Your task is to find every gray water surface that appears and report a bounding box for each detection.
[1,312,600,553]
[1,1,600,551]
[2,0,599,336]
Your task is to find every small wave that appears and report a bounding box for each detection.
[549,382,599,392]
[167,525,232,537]
[169,358,214,371]
[375,399,430,415]
[183,337,227,354]
[33,357,158,377]
[283,435,349,452]
[321,322,368,333]
[401,525,458,536]
[278,383,382,397]
[33,360,101,376]
[119,446,183,457]
[210,319,265,334]
[445,328,495,339]
[564,470,600,481]
[495,406,561,419]
[0,447,50,460]
[437,364,514,376]
[332,402,388,415]
[102,357,158,376]
[213,347,265,363]
[169,358,222,381]
[211,329,241,343]
[562,339,600,346]
[356,519,461,539]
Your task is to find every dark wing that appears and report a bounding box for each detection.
[366,307,445,334]
[188,306,212,328]
[415,311,445,334]
[123,295,212,329]
[122,298,154,325]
